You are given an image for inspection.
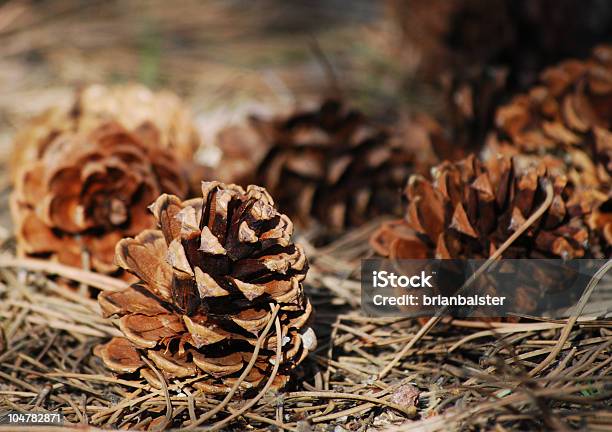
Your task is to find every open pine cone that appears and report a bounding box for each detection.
[217,100,434,230]
[10,122,188,274]
[371,155,602,259]
[370,155,604,316]
[11,83,201,183]
[95,182,315,395]
[486,45,612,189]
[485,45,612,251]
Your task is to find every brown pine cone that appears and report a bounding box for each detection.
[10,122,188,274]
[371,155,600,259]
[371,155,603,317]
[95,182,315,395]
[11,83,201,182]
[485,46,612,252]
[487,45,612,189]
[218,100,434,231]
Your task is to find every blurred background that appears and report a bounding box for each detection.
[1,0,612,204]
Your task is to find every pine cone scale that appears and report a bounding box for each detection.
[114,231,174,297]
[191,351,243,378]
[94,337,144,373]
[99,285,170,318]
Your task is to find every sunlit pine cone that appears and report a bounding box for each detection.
[95,181,316,395]
[370,155,602,317]
[10,83,201,183]
[10,122,188,274]
[371,154,599,260]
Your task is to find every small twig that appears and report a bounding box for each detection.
[311,402,375,423]
[528,259,612,377]
[449,322,565,352]
[284,391,417,418]
[0,256,128,292]
[140,357,172,431]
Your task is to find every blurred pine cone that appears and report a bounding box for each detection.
[95,182,315,395]
[485,45,612,251]
[371,155,601,259]
[10,122,188,274]
[11,83,201,182]
[487,45,612,189]
[217,100,435,231]
[387,1,612,156]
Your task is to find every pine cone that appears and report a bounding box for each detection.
[485,46,612,252]
[371,155,600,259]
[11,83,201,182]
[10,122,188,274]
[487,45,612,189]
[95,182,315,395]
[371,155,602,317]
[218,100,433,230]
